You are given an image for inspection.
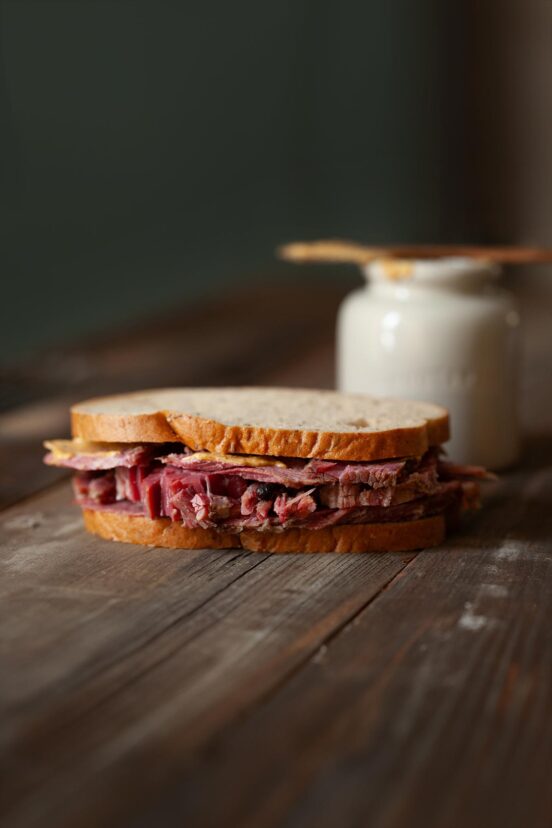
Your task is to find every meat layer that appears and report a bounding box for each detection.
[45,445,487,532]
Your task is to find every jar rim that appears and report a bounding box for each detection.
[363,257,501,286]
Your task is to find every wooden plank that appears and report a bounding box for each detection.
[0,482,414,828]
[137,438,552,828]
[0,484,268,722]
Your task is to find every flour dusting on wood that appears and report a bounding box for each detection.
[458,602,489,631]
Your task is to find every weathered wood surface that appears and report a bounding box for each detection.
[166,437,552,828]
[1,278,551,828]
[0,485,415,828]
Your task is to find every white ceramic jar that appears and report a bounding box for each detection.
[337,258,521,469]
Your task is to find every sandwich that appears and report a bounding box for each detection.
[43,387,488,553]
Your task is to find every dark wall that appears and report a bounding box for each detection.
[1,1,458,358]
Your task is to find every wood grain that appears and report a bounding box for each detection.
[0,484,414,828]
[1,277,551,828]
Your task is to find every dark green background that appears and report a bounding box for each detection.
[1,1,470,358]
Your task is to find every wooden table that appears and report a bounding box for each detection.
[1,276,551,828]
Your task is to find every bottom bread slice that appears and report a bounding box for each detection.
[82,510,446,553]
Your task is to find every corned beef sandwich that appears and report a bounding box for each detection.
[43,387,490,553]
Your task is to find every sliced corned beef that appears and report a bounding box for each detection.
[273,489,317,523]
[65,445,487,533]
[161,454,408,489]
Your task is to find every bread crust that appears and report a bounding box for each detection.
[71,411,180,444]
[82,510,446,554]
[163,415,448,463]
[71,388,449,462]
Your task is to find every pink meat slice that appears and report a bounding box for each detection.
[115,467,149,502]
[142,470,162,519]
[161,454,408,489]
[273,489,317,523]
[45,445,156,470]
[318,464,440,509]
[76,498,145,516]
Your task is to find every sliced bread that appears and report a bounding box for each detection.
[83,510,446,553]
[71,387,449,462]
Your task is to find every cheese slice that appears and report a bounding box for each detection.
[43,438,140,460]
[176,451,287,468]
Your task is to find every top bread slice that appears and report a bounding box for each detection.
[71,387,449,462]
